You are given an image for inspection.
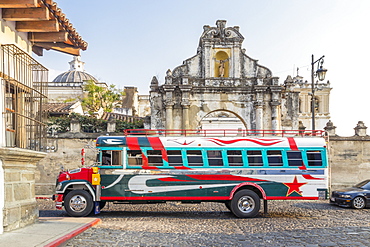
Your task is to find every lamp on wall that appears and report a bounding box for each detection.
[311,55,328,131]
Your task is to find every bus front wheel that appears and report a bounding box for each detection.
[230,189,260,218]
[64,190,94,217]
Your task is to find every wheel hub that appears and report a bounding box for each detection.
[353,197,365,209]
[69,195,87,212]
[238,196,255,213]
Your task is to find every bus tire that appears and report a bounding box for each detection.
[230,189,260,218]
[64,190,94,217]
[225,201,231,211]
[99,201,107,210]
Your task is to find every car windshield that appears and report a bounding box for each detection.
[355,180,370,189]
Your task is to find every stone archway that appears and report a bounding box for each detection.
[198,109,248,130]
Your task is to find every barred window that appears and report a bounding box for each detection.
[1,44,48,151]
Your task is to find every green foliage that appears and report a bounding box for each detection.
[47,113,143,134]
[81,81,124,114]
[115,119,144,132]
[47,116,71,133]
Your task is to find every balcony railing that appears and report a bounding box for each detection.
[1,44,48,151]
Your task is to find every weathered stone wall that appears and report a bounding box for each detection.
[0,148,45,232]
[36,137,98,195]
[328,136,370,190]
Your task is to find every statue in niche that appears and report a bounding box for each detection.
[216,58,229,77]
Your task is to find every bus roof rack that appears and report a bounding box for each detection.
[123,129,326,137]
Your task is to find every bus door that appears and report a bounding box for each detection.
[98,147,128,198]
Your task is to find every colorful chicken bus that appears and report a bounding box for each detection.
[53,129,329,218]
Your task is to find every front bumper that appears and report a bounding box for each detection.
[330,197,352,207]
[53,194,64,210]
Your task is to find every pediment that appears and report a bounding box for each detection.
[201,20,244,41]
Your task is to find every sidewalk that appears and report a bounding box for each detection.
[0,217,101,247]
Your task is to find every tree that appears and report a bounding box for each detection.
[81,80,124,114]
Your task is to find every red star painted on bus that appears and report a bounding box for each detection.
[284,176,307,196]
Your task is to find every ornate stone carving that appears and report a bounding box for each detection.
[150,20,330,131]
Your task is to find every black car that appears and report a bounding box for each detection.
[330,180,370,209]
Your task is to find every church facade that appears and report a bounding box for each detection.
[150,20,331,131]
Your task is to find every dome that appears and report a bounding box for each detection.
[52,70,98,83]
[52,56,98,83]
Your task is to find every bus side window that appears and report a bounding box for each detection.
[287,151,303,166]
[186,150,203,166]
[247,150,263,166]
[102,151,111,165]
[168,150,183,166]
[207,150,223,166]
[227,150,243,166]
[147,150,163,166]
[306,150,323,167]
[127,150,142,166]
[267,150,283,166]
[112,151,122,166]
[101,150,122,166]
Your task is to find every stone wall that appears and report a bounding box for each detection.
[0,148,45,232]
[329,136,370,189]
[325,121,370,190]
[36,136,98,195]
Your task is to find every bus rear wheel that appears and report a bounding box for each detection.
[225,201,231,211]
[64,190,94,217]
[230,189,260,218]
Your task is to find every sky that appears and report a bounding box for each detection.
[34,0,370,136]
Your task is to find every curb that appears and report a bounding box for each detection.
[44,218,102,247]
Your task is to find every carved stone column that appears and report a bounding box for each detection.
[254,101,264,131]
[165,104,174,130]
[270,86,282,131]
[163,85,175,130]
[270,100,280,131]
[254,86,267,131]
[179,84,192,130]
[182,104,190,129]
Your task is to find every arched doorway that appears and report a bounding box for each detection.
[199,110,247,130]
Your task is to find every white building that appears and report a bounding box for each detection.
[48,56,99,103]
[0,0,87,233]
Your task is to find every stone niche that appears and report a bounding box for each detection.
[0,148,46,232]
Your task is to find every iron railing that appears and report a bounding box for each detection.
[1,44,48,151]
[124,129,326,137]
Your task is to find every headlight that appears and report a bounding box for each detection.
[56,183,62,191]
[339,194,351,199]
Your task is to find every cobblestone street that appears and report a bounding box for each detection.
[38,199,370,246]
